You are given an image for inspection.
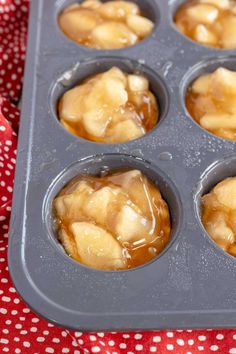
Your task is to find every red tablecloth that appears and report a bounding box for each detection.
[1,1,236,353]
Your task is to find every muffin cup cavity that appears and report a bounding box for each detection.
[180,56,236,141]
[194,155,236,258]
[49,57,170,143]
[172,0,236,51]
[43,153,182,270]
[56,0,160,49]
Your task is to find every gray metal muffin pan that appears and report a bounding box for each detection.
[8,0,236,331]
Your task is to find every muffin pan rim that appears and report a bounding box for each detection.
[8,0,236,331]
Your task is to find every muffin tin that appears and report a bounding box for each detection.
[8,0,236,331]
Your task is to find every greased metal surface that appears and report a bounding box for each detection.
[8,0,236,331]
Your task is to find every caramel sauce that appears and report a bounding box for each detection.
[53,170,171,270]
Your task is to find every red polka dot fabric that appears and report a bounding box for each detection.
[1,1,236,353]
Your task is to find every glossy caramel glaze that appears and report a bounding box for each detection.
[53,169,171,270]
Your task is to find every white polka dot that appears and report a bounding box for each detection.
[36,337,45,342]
[61,331,67,337]
[216,334,224,340]
[135,345,143,351]
[78,339,84,345]
[188,340,194,345]
[52,338,60,343]
[91,347,101,353]
[23,342,30,348]
[120,343,126,349]
[0,126,6,131]
[97,332,104,337]
[229,349,236,354]
[3,348,9,352]
[150,347,157,353]
[43,330,49,335]
[153,336,161,343]
[30,327,37,332]
[75,332,82,337]
[134,334,142,340]
[167,332,174,338]
[62,349,70,353]
[167,344,174,351]
[123,334,130,339]
[72,340,78,347]
[210,345,218,351]
[198,346,204,351]
[7,163,13,170]
[177,339,185,346]
[23,308,30,313]
[109,341,115,346]
[0,308,7,314]
[198,336,206,341]
[0,339,9,344]
[45,348,54,353]
[32,317,39,323]
[90,335,96,341]
[15,349,21,354]
[20,330,27,335]
[2,296,10,302]
[15,324,22,329]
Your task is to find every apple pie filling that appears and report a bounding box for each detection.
[59,0,154,49]
[53,169,171,270]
